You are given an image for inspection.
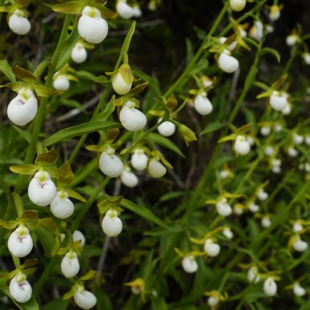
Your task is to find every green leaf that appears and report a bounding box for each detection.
[16,0,30,6]
[79,270,96,281]
[52,1,84,14]
[34,224,57,256]
[120,21,136,56]
[200,121,224,136]
[258,47,281,63]
[147,133,185,158]
[33,60,50,79]
[41,299,70,310]
[42,121,121,147]
[152,298,169,310]
[120,198,170,229]
[33,85,62,97]
[0,60,16,82]
[12,65,37,84]
[35,149,59,166]
[13,125,31,143]
[188,58,209,75]
[93,75,108,85]
[94,286,113,310]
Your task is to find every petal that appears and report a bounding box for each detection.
[8,227,33,258]
[9,277,32,303]
[28,178,57,207]
[119,106,147,131]
[73,230,86,247]
[120,170,139,187]
[71,45,88,63]
[112,72,132,95]
[99,152,124,178]
[53,76,70,91]
[147,159,166,178]
[8,11,31,35]
[116,1,135,19]
[182,256,198,273]
[193,95,213,115]
[78,15,108,44]
[218,50,239,73]
[157,119,176,137]
[102,212,123,237]
[50,195,74,219]
[131,151,148,171]
[74,289,97,310]
[61,252,80,278]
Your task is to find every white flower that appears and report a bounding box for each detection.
[293,283,306,297]
[102,210,123,237]
[9,273,32,303]
[286,34,298,46]
[302,53,310,65]
[293,235,308,252]
[219,170,229,180]
[257,188,268,201]
[53,74,70,91]
[116,0,135,19]
[78,6,108,44]
[61,250,80,278]
[247,266,260,283]
[234,135,250,155]
[147,158,166,178]
[157,118,176,137]
[246,136,255,146]
[260,126,271,136]
[74,286,97,309]
[261,216,271,228]
[281,103,291,115]
[50,191,74,219]
[218,50,239,73]
[182,256,198,273]
[269,91,287,111]
[248,202,259,213]
[71,42,87,63]
[263,277,277,296]
[249,21,264,41]
[287,147,298,157]
[7,88,38,126]
[216,199,232,217]
[193,92,213,115]
[229,0,246,11]
[293,222,303,233]
[204,239,220,257]
[73,230,86,247]
[219,37,237,51]
[112,72,132,95]
[274,124,282,132]
[8,9,31,35]
[208,296,219,307]
[119,101,147,131]
[293,133,304,145]
[8,225,33,257]
[28,170,57,207]
[305,135,310,145]
[269,5,281,21]
[131,149,148,171]
[234,204,243,215]
[120,168,138,188]
[223,227,233,239]
[132,4,142,18]
[99,149,124,178]
[264,146,274,156]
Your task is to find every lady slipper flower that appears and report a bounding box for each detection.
[260,126,271,136]
[248,202,260,213]
[234,135,250,155]
[263,277,277,296]
[193,92,213,115]
[102,210,123,237]
[182,255,198,273]
[218,49,239,73]
[53,74,70,91]
[269,5,282,21]
[131,148,148,171]
[8,9,31,35]
[8,225,33,257]
[61,249,80,278]
[293,133,303,145]
[157,118,176,137]
[269,91,288,111]
[257,188,268,201]
[249,21,264,41]
[112,64,133,95]
[204,239,220,257]
[147,158,167,178]
[50,190,74,219]
[222,227,233,239]
[287,146,298,157]
[216,198,232,217]
[116,0,135,19]
[7,87,38,126]
[99,147,124,178]
[247,266,260,283]
[119,100,147,131]
[120,167,139,188]
[73,230,86,247]
[28,170,57,207]
[261,215,272,228]
[229,0,246,12]
[271,158,281,174]
[286,34,300,46]
[74,285,97,309]
[293,283,306,297]
[292,235,308,252]
[219,37,237,51]
[71,42,88,63]
[132,4,142,18]
[78,6,108,44]
[9,273,32,303]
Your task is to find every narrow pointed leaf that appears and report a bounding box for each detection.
[79,270,96,281]
[200,121,224,136]
[0,60,16,82]
[13,126,31,143]
[93,75,108,84]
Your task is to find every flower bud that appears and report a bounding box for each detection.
[257,188,268,201]
[193,93,213,115]
[260,126,271,136]
[8,9,31,35]
[102,210,123,237]
[78,6,108,44]
[286,34,298,46]
[116,1,135,19]
[287,147,298,157]
[264,146,274,157]
[208,296,219,307]
[261,216,271,228]
[8,225,33,257]
[234,135,250,155]
[293,283,306,297]
[219,170,229,180]
[222,227,233,239]
[9,274,32,303]
[73,230,86,247]
[263,277,277,296]
[216,199,232,217]
[293,236,308,252]
[7,88,38,126]
[269,91,287,111]
[293,222,303,233]
[131,149,148,171]
[71,42,88,63]
[303,53,310,65]
[61,250,80,278]
[119,101,147,131]
[229,0,246,11]
[74,286,97,310]
[247,266,260,283]
[248,202,259,213]
[204,239,220,257]
[147,158,166,178]
[53,74,70,91]
[120,168,139,188]
[218,50,239,73]
[99,150,124,178]
[50,191,74,219]
[182,255,198,273]
[157,118,176,137]
[28,171,57,206]
[293,133,303,145]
